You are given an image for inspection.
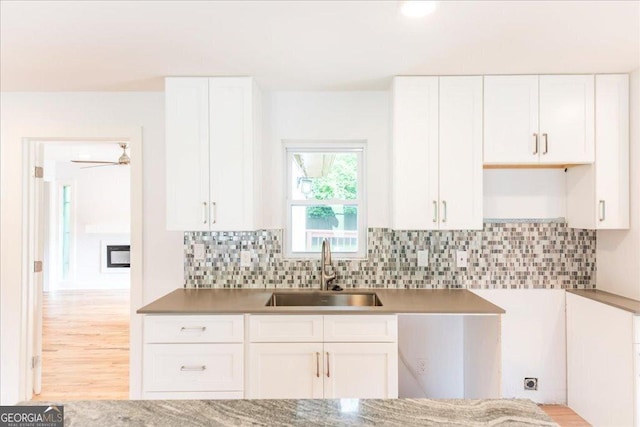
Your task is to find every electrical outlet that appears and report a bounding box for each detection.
[193,244,205,261]
[417,250,429,267]
[456,250,468,268]
[240,250,252,267]
[416,358,427,375]
[524,377,538,391]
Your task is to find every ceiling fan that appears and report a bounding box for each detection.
[70,143,130,169]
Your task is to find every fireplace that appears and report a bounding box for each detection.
[101,241,130,273]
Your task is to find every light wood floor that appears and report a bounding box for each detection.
[32,290,129,401]
[540,405,591,426]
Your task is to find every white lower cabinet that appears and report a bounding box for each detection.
[248,314,398,399]
[248,343,324,399]
[142,315,244,399]
[323,342,398,399]
[566,293,635,426]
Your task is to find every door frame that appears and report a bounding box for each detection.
[20,127,144,401]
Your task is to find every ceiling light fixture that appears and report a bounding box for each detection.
[400,1,438,18]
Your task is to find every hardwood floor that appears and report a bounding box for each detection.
[32,290,130,401]
[540,405,591,426]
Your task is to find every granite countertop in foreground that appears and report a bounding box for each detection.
[22,398,557,427]
[137,288,505,315]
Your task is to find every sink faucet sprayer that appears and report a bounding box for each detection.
[321,239,337,291]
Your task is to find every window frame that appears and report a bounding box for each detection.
[283,140,367,260]
[57,181,77,283]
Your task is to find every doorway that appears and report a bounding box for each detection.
[33,142,131,400]
[22,134,143,402]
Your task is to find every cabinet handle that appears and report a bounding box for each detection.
[599,200,606,222]
[542,133,548,155]
[326,352,330,378]
[432,201,438,223]
[202,202,208,224]
[316,352,320,378]
[441,201,447,223]
[211,202,217,224]
[532,133,539,155]
[180,365,206,371]
[180,326,206,332]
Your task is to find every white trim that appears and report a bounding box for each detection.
[19,127,144,402]
[283,140,367,260]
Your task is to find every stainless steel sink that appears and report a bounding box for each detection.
[266,292,383,307]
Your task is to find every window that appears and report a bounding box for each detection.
[61,184,72,280]
[285,142,366,258]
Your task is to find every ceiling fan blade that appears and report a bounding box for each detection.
[80,164,119,169]
[71,160,118,164]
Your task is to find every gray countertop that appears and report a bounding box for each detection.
[21,399,557,426]
[137,288,505,315]
[567,289,640,314]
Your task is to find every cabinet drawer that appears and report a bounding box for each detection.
[324,315,397,342]
[144,315,244,343]
[249,315,323,342]
[143,343,243,392]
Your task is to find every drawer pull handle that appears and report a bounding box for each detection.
[326,352,330,378]
[441,200,447,223]
[180,365,206,371]
[180,326,206,332]
[202,202,208,224]
[432,200,438,223]
[316,352,320,378]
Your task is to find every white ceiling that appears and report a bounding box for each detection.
[1,1,638,92]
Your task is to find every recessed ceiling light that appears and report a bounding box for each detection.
[400,1,438,18]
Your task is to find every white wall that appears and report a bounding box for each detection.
[0,92,184,404]
[47,161,130,290]
[472,289,567,404]
[597,68,640,300]
[484,169,566,219]
[398,315,464,398]
[262,91,392,228]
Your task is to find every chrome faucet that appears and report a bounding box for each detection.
[320,239,336,291]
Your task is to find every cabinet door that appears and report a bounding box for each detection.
[209,77,255,230]
[595,74,629,229]
[438,76,483,230]
[248,343,323,399]
[539,75,594,164]
[323,342,398,399]
[566,293,634,426]
[484,75,539,164]
[143,343,243,392]
[391,77,439,230]
[165,77,210,231]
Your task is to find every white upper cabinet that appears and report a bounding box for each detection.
[439,76,483,230]
[392,76,483,230]
[484,74,594,165]
[166,77,210,231]
[166,76,261,231]
[484,76,539,164]
[392,77,439,230]
[566,74,629,229]
[539,75,595,164]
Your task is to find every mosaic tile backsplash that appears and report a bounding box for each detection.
[184,222,596,289]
